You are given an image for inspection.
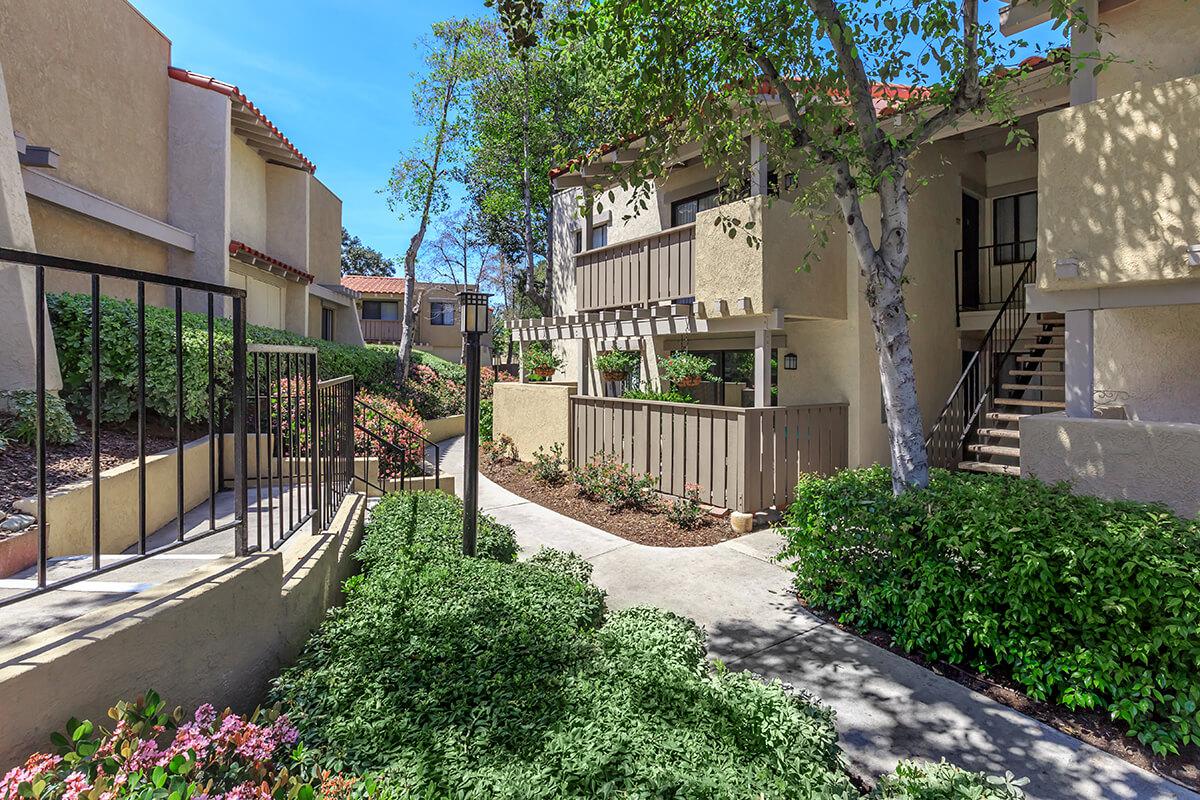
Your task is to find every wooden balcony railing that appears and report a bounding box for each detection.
[575,223,695,312]
[570,396,848,513]
[361,318,404,342]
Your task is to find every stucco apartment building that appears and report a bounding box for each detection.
[340,275,469,363]
[508,0,1200,516]
[0,0,363,392]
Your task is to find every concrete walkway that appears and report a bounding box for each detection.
[436,436,1195,800]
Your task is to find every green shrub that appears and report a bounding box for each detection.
[620,387,698,403]
[523,343,563,375]
[573,454,659,513]
[479,399,493,442]
[782,465,1200,755]
[48,293,397,425]
[657,351,716,385]
[272,491,865,798]
[868,760,1026,799]
[593,349,638,376]
[530,442,568,486]
[353,390,429,479]
[666,483,707,530]
[1,389,78,446]
[526,547,594,584]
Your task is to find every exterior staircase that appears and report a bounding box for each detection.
[957,312,1065,476]
[927,252,1064,476]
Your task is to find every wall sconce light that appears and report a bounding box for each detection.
[1188,244,1200,267]
[783,352,798,370]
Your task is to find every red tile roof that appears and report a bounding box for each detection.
[168,66,316,173]
[340,275,408,295]
[228,240,314,284]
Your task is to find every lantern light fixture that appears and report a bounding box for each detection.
[458,290,492,334]
[783,352,798,370]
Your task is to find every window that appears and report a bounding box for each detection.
[992,192,1037,264]
[361,300,399,320]
[671,187,722,226]
[573,229,583,254]
[430,300,455,326]
[589,224,608,249]
[321,308,334,341]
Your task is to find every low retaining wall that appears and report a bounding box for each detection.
[423,414,465,443]
[0,492,366,770]
[492,382,576,461]
[1021,413,1200,517]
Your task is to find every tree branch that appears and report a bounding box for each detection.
[805,0,885,161]
[901,0,985,152]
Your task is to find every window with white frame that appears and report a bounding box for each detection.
[361,300,399,320]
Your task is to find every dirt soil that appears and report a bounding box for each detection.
[0,423,178,518]
[481,458,747,548]
[799,600,1200,793]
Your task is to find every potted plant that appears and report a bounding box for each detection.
[594,350,639,382]
[658,351,716,388]
[525,343,564,379]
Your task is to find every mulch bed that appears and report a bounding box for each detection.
[799,600,1200,793]
[0,422,179,518]
[481,458,747,547]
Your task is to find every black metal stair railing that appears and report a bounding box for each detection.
[926,251,1038,470]
[351,396,442,496]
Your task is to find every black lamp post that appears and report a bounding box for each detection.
[459,290,492,556]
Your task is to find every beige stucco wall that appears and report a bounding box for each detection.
[266,164,309,272]
[1096,0,1200,99]
[694,195,846,319]
[308,178,342,285]
[423,414,466,443]
[0,492,366,771]
[357,285,462,352]
[1,0,172,296]
[1021,413,1200,517]
[230,137,268,251]
[1037,73,1200,292]
[493,382,576,460]
[1094,303,1200,423]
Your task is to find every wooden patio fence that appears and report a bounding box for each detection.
[575,223,695,312]
[570,396,849,513]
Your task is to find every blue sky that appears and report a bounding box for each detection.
[134,0,1062,268]
[135,0,485,263]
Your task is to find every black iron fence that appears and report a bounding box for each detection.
[954,240,1037,325]
[0,247,448,609]
[0,248,248,607]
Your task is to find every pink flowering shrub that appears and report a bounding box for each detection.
[353,390,428,480]
[0,692,317,800]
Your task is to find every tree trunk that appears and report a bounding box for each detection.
[834,163,930,494]
[396,224,426,384]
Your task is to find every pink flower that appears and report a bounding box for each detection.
[194,704,217,728]
[61,772,91,800]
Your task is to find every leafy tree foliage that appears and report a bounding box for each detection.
[537,0,1110,493]
[340,227,396,277]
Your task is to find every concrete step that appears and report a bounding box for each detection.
[1010,369,1065,377]
[986,412,1029,423]
[1015,355,1064,363]
[958,460,1021,476]
[967,443,1022,458]
[1015,344,1065,352]
[977,427,1021,440]
[1001,383,1065,392]
[994,397,1067,409]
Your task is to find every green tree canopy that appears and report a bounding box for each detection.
[340,227,396,277]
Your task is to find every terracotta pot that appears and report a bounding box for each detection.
[601,370,628,382]
[676,375,702,388]
[533,367,556,378]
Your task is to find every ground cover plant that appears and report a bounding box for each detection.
[272,490,1020,798]
[782,466,1200,756]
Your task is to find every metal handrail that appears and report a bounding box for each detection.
[352,397,442,487]
[926,251,1038,468]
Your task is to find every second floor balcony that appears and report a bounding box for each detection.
[573,194,845,321]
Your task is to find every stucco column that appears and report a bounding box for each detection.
[749,136,769,197]
[0,59,62,392]
[1069,0,1100,106]
[753,328,771,407]
[1065,309,1095,418]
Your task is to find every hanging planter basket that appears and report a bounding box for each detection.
[675,375,702,388]
[533,367,557,379]
[601,370,629,382]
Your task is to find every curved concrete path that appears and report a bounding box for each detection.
[435,436,1195,800]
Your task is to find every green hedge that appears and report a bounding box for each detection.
[48,293,398,424]
[272,490,1018,798]
[781,466,1200,756]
